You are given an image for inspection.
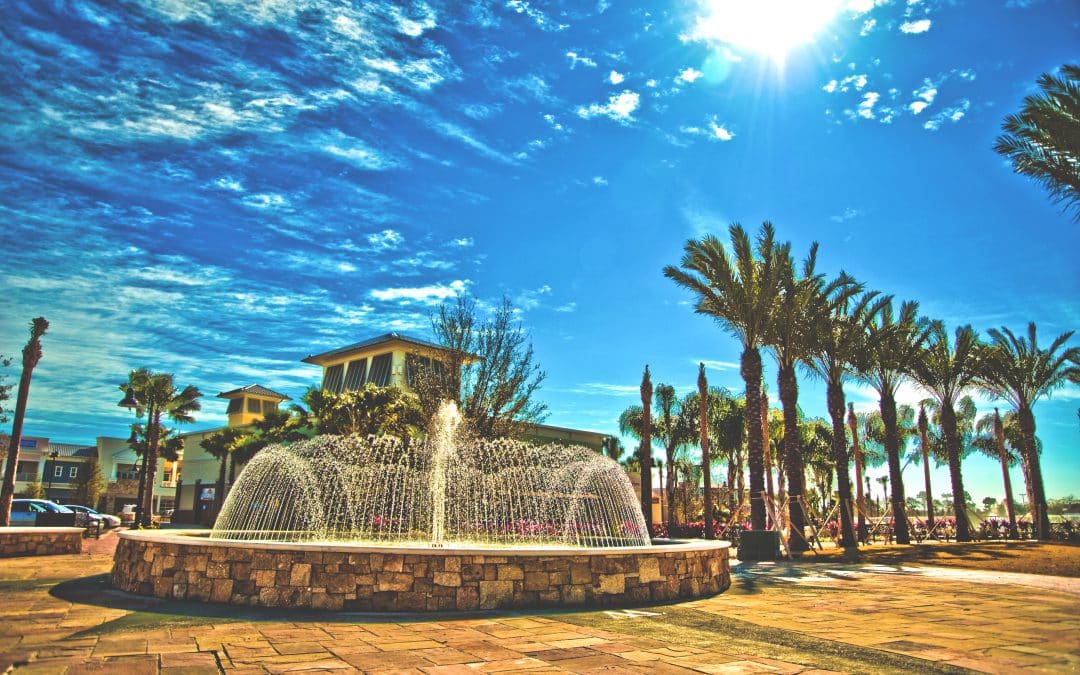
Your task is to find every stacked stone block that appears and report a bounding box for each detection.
[0,528,83,557]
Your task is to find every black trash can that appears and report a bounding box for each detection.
[738,530,781,561]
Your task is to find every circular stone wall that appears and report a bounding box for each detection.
[111,531,730,611]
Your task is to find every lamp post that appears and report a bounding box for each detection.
[118,386,148,527]
[44,450,59,500]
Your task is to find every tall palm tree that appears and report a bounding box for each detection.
[618,366,655,532]
[993,64,1080,221]
[123,369,202,526]
[978,323,1078,539]
[807,285,882,549]
[696,363,714,539]
[910,322,980,541]
[764,241,842,552]
[860,300,931,544]
[915,404,936,528]
[0,318,48,526]
[652,384,696,529]
[972,409,1023,538]
[664,222,789,530]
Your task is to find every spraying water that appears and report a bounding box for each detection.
[211,402,649,548]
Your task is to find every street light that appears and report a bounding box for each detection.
[118,387,148,527]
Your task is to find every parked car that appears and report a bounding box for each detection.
[8,499,88,527]
[66,505,121,529]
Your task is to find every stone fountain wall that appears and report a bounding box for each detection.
[0,527,83,557]
[112,532,730,611]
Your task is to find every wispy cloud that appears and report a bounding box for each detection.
[900,19,932,34]
[369,279,470,304]
[577,91,640,123]
[923,99,970,131]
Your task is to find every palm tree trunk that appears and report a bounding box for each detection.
[917,406,935,528]
[881,392,911,544]
[827,382,857,548]
[0,319,48,527]
[640,367,653,534]
[779,365,808,552]
[994,410,1018,539]
[141,409,162,527]
[848,403,866,542]
[941,403,970,542]
[1018,406,1050,540]
[698,365,713,539]
[741,347,767,531]
[761,392,775,515]
[666,442,677,530]
[215,456,227,517]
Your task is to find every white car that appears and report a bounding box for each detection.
[66,505,122,529]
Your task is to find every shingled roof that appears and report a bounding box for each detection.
[216,384,291,401]
[302,332,472,365]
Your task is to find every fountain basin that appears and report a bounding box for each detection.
[111,530,730,611]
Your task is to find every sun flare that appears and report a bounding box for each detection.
[691,0,843,65]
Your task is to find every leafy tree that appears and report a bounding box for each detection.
[72,458,106,509]
[860,301,931,544]
[800,419,834,515]
[18,479,44,499]
[200,427,246,513]
[301,385,421,438]
[977,323,1078,539]
[0,317,49,527]
[664,222,789,531]
[910,322,981,541]
[993,64,1080,221]
[432,295,548,438]
[0,354,11,425]
[120,368,201,526]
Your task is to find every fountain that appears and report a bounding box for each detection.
[112,403,730,611]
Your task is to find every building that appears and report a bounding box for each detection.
[301,332,471,393]
[0,435,100,506]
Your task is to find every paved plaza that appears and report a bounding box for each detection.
[1,533,1078,674]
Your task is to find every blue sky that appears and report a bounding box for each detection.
[1,0,1077,503]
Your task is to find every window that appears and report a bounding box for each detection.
[407,354,447,388]
[323,363,345,393]
[11,502,29,512]
[69,466,78,478]
[343,358,368,391]
[247,398,261,413]
[368,353,392,387]
[262,400,278,414]
[20,439,37,448]
[54,465,63,478]
[226,398,243,414]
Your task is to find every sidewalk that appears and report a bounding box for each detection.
[1,533,1077,673]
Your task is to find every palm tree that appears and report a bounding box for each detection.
[915,404,936,528]
[993,64,1080,221]
[123,368,202,526]
[860,300,931,544]
[618,366,655,532]
[0,317,48,526]
[664,223,789,531]
[200,427,246,515]
[652,384,696,529]
[978,323,1079,539]
[972,409,1023,538]
[696,363,715,539]
[800,419,834,515]
[910,323,980,542]
[807,285,882,548]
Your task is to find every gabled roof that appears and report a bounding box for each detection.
[216,384,291,401]
[302,332,472,365]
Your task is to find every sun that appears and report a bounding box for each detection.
[690,0,843,65]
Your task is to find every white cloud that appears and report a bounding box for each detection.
[923,99,970,131]
[241,193,289,210]
[452,237,474,247]
[367,229,403,250]
[909,101,929,114]
[369,279,469,304]
[577,90,640,123]
[645,79,658,88]
[900,19,932,33]
[858,92,880,119]
[678,68,703,84]
[830,207,863,223]
[592,176,608,186]
[319,130,398,170]
[566,50,597,68]
[699,359,739,371]
[859,18,877,36]
[710,120,734,141]
[555,302,577,313]
[609,70,625,84]
[214,176,244,192]
[507,0,568,31]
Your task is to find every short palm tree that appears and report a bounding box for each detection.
[664,222,789,531]
[910,322,980,541]
[860,300,931,544]
[0,317,48,527]
[200,427,246,514]
[807,285,883,548]
[652,384,696,529]
[977,323,1079,539]
[993,64,1080,221]
[972,409,1023,538]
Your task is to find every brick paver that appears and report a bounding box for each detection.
[0,531,1077,673]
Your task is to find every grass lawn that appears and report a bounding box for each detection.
[792,540,1080,577]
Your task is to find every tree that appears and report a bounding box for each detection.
[664,222,789,531]
[915,404,936,528]
[910,322,981,542]
[807,283,881,549]
[121,368,201,526]
[200,427,246,514]
[977,323,1079,539]
[431,295,547,439]
[72,458,106,509]
[302,385,421,438]
[652,384,696,530]
[0,317,49,527]
[993,64,1080,221]
[0,354,11,425]
[697,363,714,539]
[18,479,44,499]
[618,367,656,532]
[860,301,930,544]
[973,409,1020,537]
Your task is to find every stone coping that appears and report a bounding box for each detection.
[1,527,86,534]
[117,529,730,556]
